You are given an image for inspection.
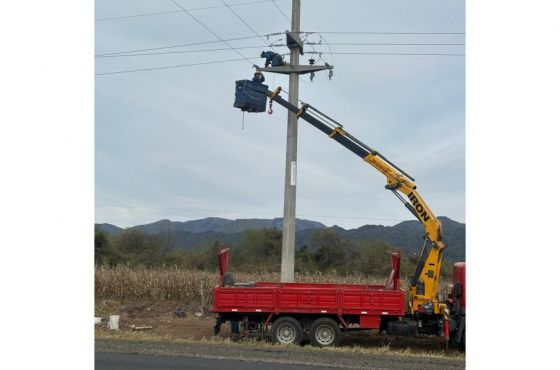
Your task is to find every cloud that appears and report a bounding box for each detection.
[95,0,465,228]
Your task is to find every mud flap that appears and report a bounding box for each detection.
[213,316,222,336]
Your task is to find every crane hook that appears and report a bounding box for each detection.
[268,99,274,114]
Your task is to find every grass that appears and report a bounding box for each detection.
[95,265,401,309]
[95,266,460,360]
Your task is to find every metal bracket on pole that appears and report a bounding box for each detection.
[256,63,333,75]
[286,31,304,55]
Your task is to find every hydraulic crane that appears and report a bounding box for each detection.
[263,87,447,317]
[231,80,465,348]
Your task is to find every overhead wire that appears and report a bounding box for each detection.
[306,42,465,46]
[95,57,258,76]
[97,36,465,57]
[96,34,268,57]
[271,0,291,25]
[170,0,256,66]
[300,31,465,35]
[306,51,465,56]
[95,0,275,22]
[96,41,464,59]
[220,0,270,46]
[96,45,285,59]
[95,50,463,76]
[97,3,464,76]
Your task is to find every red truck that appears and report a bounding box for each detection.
[213,248,408,347]
[215,81,466,348]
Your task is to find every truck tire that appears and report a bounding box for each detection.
[271,317,303,345]
[309,317,341,347]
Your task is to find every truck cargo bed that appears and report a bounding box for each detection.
[212,282,405,328]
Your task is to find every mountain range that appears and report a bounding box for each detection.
[96,216,465,261]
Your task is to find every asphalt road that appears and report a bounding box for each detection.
[96,339,465,370]
[96,352,339,370]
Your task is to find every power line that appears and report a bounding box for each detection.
[95,50,463,76]
[319,34,335,65]
[221,0,266,44]
[96,37,465,58]
[220,0,285,69]
[301,31,465,35]
[271,0,291,25]
[307,42,465,46]
[95,56,256,76]
[171,0,256,66]
[96,45,282,59]
[95,0,274,22]
[95,203,411,222]
[307,51,465,56]
[96,35,267,57]
[218,0,313,87]
[95,43,464,59]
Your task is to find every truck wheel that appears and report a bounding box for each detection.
[271,317,303,345]
[309,317,341,347]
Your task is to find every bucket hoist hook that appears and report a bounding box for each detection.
[268,87,281,114]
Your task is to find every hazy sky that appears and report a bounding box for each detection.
[95,0,465,229]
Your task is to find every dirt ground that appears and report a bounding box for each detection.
[95,299,460,355]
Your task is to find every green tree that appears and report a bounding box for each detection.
[352,240,393,276]
[231,229,282,271]
[313,229,350,273]
[295,245,318,272]
[94,229,110,264]
[95,228,124,266]
[113,229,160,266]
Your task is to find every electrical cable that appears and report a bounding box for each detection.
[219,0,309,86]
[95,49,463,75]
[220,0,270,46]
[96,45,283,58]
[96,34,268,57]
[219,0,284,61]
[306,42,465,46]
[307,51,465,56]
[321,34,335,65]
[171,0,256,66]
[95,56,258,76]
[271,0,291,25]
[95,0,275,22]
[301,31,465,35]
[96,45,464,59]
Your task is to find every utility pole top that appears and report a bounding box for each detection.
[258,30,334,78]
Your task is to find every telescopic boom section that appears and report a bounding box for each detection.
[267,88,446,314]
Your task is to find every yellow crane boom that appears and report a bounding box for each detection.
[267,87,447,315]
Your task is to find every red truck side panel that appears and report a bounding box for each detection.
[215,288,275,312]
[212,282,405,322]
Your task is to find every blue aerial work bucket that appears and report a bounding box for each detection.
[233,80,268,113]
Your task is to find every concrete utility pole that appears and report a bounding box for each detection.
[280,0,301,283]
[256,1,333,283]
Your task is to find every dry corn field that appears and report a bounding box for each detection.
[95,265,448,309]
